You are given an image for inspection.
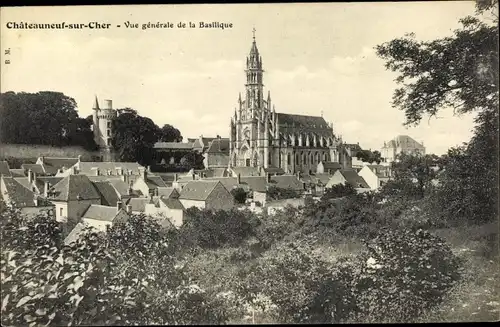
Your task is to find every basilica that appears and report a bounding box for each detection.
[229,33,351,174]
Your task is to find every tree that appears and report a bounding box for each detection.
[179,152,204,169]
[159,124,183,142]
[0,91,97,150]
[231,187,247,204]
[375,1,498,223]
[389,153,441,200]
[111,110,162,166]
[0,210,229,326]
[356,150,382,164]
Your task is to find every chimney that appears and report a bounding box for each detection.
[91,167,99,176]
[237,173,241,185]
[72,166,78,175]
[104,99,113,110]
[126,205,132,214]
[154,188,158,196]
[174,173,178,182]
[139,167,146,180]
[117,200,123,211]
[77,155,81,162]
[44,182,51,197]
[266,173,271,183]
[192,173,196,180]
[28,169,33,183]
[128,186,133,195]
[147,165,151,173]
[34,198,38,207]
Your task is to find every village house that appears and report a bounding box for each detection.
[57,161,146,179]
[36,156,80,175]
[178,180,234,210]
[144,195,185,228]
[131,167,168,196]
[381,135,426,163]
[325,169,371,192]
[47,174,102,222]
[80,202,130,232]
[0,175,54,217]
[358,165,391,190]
[316,161,342,175]
[202,136,230,169]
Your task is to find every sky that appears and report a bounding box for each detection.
[0,2,480,155]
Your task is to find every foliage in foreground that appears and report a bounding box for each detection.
[0,208,228,326]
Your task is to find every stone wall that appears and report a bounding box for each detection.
[0,144,103,161]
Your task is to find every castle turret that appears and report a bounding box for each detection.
[93,96,117,161]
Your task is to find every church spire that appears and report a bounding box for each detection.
[93,95,100,110]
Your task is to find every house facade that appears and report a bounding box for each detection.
[381,135,426,163]
[178,180,234,210]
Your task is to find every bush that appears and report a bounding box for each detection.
[180,207,259,249]
[238,241,357,323]
[266,186,300,200]
[0,211,229,326]
[348,228,463,323]
[231,187,247,204]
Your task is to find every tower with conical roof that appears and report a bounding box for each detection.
[92,96,118,161]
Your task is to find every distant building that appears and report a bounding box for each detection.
[358,165,391,190]
[178,180,234,210]
[228,33,351,174]
[325,169,371,192]
[0,175,54,217]
[381,135,426,163]
[92,97,118,162]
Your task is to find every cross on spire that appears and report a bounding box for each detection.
[252,27,256,40]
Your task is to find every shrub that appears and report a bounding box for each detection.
[238,241,357,324]
[0,211,229,326]
[231,187,247,204]
[266,186,300,200]
[348,228,463,323]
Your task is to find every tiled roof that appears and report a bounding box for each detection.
[92,181,121,207]
[14,177,31,190]
[9,169,25,177]
[261,167,285,175]
[82,205,121,222]
[40,157,79,175]
[21,164,45,175]
[240,176,267,193]
[338,169,370,189]
[153,142,194,149]
[230,167,260,177]
[64,222,88,245]
[107,179,131,196]
[1,177,39,207]
[159,197,185,210]
[383,135,424,149]
[269,175,305,191]
[34,177,63,192]
[126,197,151,212]
[0,161,11,177]
[313,173,331,185]
[157,187,179,198]
[321,161,342,170]
[77,162,145,175]
[179,180,221,201]
[206,138,230,154]
[50,175,101,201]
[146,176,168,190]
[202,177,247,192]
[276,113,329,129]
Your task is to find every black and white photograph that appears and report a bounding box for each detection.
[0,1,498,324]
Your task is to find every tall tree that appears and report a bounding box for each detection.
[375,0,498,223]
[111,110,162,166]
[0,91,97,150]
[159,124,183,142]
